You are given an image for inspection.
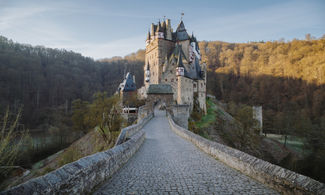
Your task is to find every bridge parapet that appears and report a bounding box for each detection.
[115,112,153,146]
[167,114,325,195]
[1,114,153,195]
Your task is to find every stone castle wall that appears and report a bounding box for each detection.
[197,80,206,113]
[167,114,325,195]
[161,64,178,101]
[177,76,194,110]
[145,39,174,86]
[169,105,190,129]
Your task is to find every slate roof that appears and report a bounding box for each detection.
[177,50,184,68]
[147,84,173,94]
[168,44,203,80]
[118,72,136,92]
[185,56,202,80]
[169,44,188,62]
[175,21,189,41]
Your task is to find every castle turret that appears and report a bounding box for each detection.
[176,50,185,76]
[162,20,166,34]
[146,31,150,46]
[165,19,172,40]
[156,21,164,39]
[176,51,187,105]
[150,23,155,40]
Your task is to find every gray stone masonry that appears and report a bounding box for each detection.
[94,109,278,194]
[167,113,325,195]
[1,115,151,195]
[115,113,153,145]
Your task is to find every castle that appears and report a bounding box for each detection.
[138,19,207,113]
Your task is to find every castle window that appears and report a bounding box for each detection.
[194,84,196,88]
[165,79,167,82]
[176,79,178,81]
[170,70,172,73]
[171,78,174,82]
[201,83,203,87]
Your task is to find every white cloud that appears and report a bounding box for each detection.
[0,5,51,30]
[0,2,147,59]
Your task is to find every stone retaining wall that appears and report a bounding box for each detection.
[167,114,325,195]
[2,128,147,195]
[169,105,190,129]
[115,113,153,146]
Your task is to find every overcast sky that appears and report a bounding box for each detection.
[0,0,324,59]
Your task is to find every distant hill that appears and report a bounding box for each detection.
[0,35,144,130]
[198,38,325,132]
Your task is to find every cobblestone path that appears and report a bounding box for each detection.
[94,110,278,194]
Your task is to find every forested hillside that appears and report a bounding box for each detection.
[0,35,144,130]
[198,38,325,134]
[198,38,325,181]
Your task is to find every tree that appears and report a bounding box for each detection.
[0,108,29,182]
[71,93,123,143]
[71,99,90,134]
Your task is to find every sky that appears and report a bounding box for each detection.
[0,0,324,59]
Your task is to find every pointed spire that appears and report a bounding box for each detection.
[177,47,184,68]
[162,20,166,29]
[150,23,155,36]
[190,32,197,42]
[156,24,161,32]
[147,30,151,40]
[177,20,186,32]
[157,21,164,32]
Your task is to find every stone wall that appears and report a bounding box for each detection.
[197,79,206,113]
[1,117,152,195]
[170,105,190,129]
[161,64,178,101]
[137,105,152,121]
[146,94,173,110]
[115,112,153,146]
[167,114,325,195]
[177,76,193,109]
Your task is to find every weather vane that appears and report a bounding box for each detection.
[181,12,184,20]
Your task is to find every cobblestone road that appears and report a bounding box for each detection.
[94,110,278,194]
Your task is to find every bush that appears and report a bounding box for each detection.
[0,108,29,183]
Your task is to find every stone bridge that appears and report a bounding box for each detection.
[94,109,277,194]
[2,108,324,195]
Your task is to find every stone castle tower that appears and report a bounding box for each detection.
[139,19,206,112]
